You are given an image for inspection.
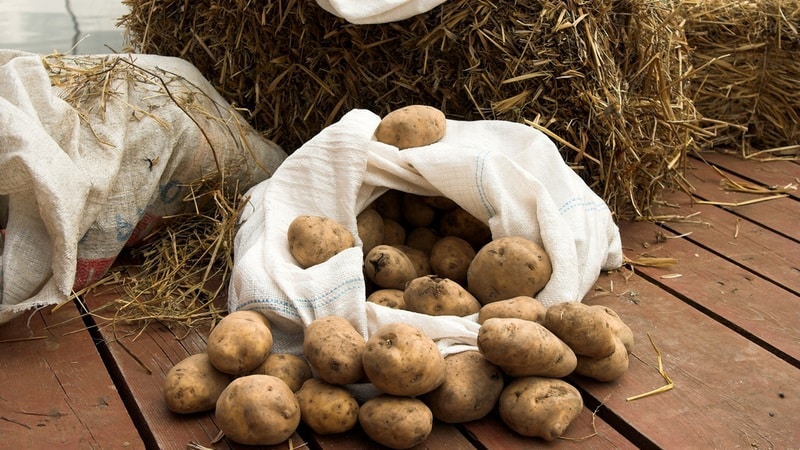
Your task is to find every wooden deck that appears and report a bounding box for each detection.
[2,150,798,450]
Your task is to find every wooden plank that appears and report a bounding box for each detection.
[308,420,477,449]
[574,267,800,449]
[0,302,143,449]
[696,151,800,201]
[651,190,800,295]
[619,220,800,365]
[682,158,800,241]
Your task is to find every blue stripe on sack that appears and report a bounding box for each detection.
[237,277,365,319]
[559,197,610,214]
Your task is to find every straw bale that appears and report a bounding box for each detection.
[681,0,800,156]
[120,0,699,218]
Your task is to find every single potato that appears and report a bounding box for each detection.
[477,296,547,324]
[467,236,552,304]
[251,353,312,392]
[498,377,583,441]
[163,353,233,414]
[206,310,272,375]
[403,275,481,317]
[288,215,355,268]
[366,289,406,309]
[295,378,359,434]
[429,235,475,285]
[357,208,384,255]
[362,323,446,397]
[364,245,417,290]
[358,395,433,449]
[438,207,492,249]
[215,375,300,445]
[374,105,446,150]
[544,302,628,358]
[303,316,366,385]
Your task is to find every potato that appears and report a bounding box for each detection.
[574,337,629,382]
[374,189,403,222]
[402,193,437,227]
[405,226,439,254]
[381,218,406,245]
[215,375,300,445]
[544,302,620,358]
[477,317,576,378]
[295,378,359,434]
[303,316,366,385]
[251,353,312,392]
[358,395,433,449]
[429,236,475,285]
[393,244,431,277]
[467,236,552,305]
[422,195,459,210]
[438,207,492,249]
[477,296,547,324]
[364,245,417,290]
[366,288,406,309]
[421,350,504,423]
[403,275,481,317]
[206,310,272,375]
[596,305,635,353]
[288,215,355,268]
[362,323,446,396]
[163,353,233,414]
[374,105,446,150]
[357,208,384,255]
[498,377,583,441]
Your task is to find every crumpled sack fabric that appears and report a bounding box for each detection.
[229,108,622,358]
[0,51,287,325]
[315,0,447,24]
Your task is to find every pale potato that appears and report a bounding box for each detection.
[163,353,232,414]
[364,245,417,290]
[206,310,272,376]
[303,316,366,385]
[288,215,355,268]
[477,296,547,324]
[358,395,433,449]
[467,236,552,304]
[498,377,583,441]
[366,289,406,310]
[374,105,446,150]
[404,275,481,317]
[429,235,475,285]
[251,353,312,392]
[295,378,359,434]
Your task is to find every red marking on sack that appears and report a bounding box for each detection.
[73,257,116,291]
[126,212,166,247]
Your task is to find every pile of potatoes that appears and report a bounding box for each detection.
[162,106,634,448]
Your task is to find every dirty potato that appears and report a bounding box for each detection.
[374,105,446,150]
[303,316,366,385]
[163,353,233,414]
[358,395,433,449]
[404,275,481,317]
[288,215,355,268]
[467,236,552,305]
[364,245,417,290]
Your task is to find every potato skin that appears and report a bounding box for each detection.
[295,378,359,434]
[403,275,481,317]
[478,296,547,324]
[429,236,475,285]
[374,105,446,150]
[366,289,406,309]
[574,337,630,382]
[438,207,492,249]
[364,245,417,289]
[498,377,583,441]
[393,244,431,277]
[357,208,384,255]
[288,215,355,268]
[421,351,504,423]
[477,318,577,378]
[467,236,552,305]
[358,395,433,449]
[362,323,446,397]
[303,316,366,385]
[251,353,312,392]
[381,219,407,245]
[405,227,439,254]
[544,302,619,358]
[206,311,273,375]
[215,375,300,446]
[402,193,437,227]
[163,353,233,414]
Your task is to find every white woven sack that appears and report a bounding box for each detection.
[0,51,286,325]
[315,0,447,23]
[229,108,622,358]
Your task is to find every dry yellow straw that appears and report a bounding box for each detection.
[626,333,674,401]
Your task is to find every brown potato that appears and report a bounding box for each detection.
[477,296,547,324]
[393,244,431,277]
[405,227,439,254]
[381,218,406,245]
[595,305,635,353]
[358,395,433,449]
[288,215,355,268]
[498,377,583,441]
[467,236,552,305]
[303,316,366,385]
[295,378,359,434]
[206,310,272,375]
[574,337,630,382]
[422,195,459,210]
[477,317,576,378]
[403,275,481,317]
[366,289,406,310]
[364,245,417,290]
[544,302,619,358]
[438,207,492,249]
[374,189,403,222]
[374,105,446,150]
[402,193,437,227]
[215,375,300,445]
[251,353,312,392]
[429,236,475,285]
[362,323,446,397]
[163,353,233,414]
[421,351,504,423]
[357,208,384,255]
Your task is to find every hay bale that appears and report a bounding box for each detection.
[682,0,800,157]
[120,0,699,218]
